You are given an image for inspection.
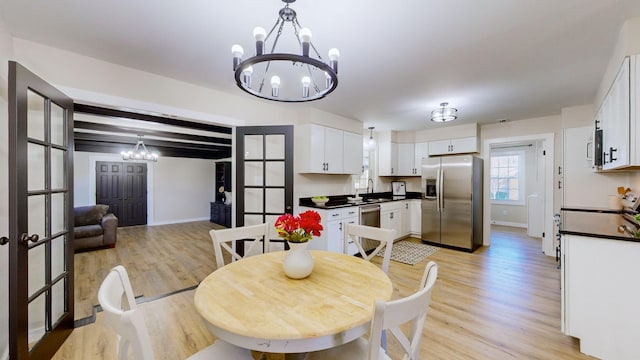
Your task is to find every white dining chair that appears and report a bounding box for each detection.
[209,222,270,268]
[305,261,438,360]
[98,265,253,360]
[345,223,396,274]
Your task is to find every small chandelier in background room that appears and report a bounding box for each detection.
[121,135,159,162]
[363,126,376,151]
[431,102,458,122]
[231,0,339,102]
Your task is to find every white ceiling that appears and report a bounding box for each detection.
[1,0,639,131]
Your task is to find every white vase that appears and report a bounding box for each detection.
[283,241,314,279]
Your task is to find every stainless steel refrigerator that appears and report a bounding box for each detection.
[421,155,483,252]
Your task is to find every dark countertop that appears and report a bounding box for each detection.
[560,207,640,242]
[299,191,422,210]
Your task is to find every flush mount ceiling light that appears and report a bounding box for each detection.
[363,126,376,151]
[121,135,159,162]
[231,0,339,102]
[431,102,458,122]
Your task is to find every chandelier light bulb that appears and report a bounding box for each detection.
[231,44,244,57]
[298,28,312,42]
[271,75,281,87]
[253,27,266,41]
[301,76,311,98]
[231,44,244,70]
[328,48,340,73]
[328,48,340,61]
[271,75,281,97]
[299,28,312,57]
[242,66,253,88]
[253,27,266,55]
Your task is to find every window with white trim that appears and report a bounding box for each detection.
[490,151,525,205]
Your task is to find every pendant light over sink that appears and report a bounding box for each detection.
[363,126,376,151]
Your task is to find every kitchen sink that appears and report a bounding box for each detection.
[365,198,390,203]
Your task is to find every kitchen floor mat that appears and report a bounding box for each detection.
[376,240,439,265]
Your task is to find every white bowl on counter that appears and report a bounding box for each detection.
[312,198,329,206]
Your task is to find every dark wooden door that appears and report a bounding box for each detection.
[7,61,75,359]
[95,161,123,217]
[236,126,294,252]
[96,161,147,226]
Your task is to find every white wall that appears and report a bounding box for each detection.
[0,14,13,360]
[74,151,216,225]
[152,156,216,224]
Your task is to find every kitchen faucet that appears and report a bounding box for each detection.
[366,178,374,194]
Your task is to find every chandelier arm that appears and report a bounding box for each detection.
[264,17,281,46]
[270,20,286,54]
[258,20,286,93]
[303,63,322,93]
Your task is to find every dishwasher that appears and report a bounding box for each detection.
[358,204,381,252]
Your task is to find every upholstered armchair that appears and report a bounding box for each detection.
[73,204,118,252]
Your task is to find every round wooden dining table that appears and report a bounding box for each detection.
[194,250,393,354]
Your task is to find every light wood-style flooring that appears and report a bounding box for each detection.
[55,223,595,359]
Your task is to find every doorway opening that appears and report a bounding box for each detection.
[483,133,555,256]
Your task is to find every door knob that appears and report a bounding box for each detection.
[0,237,8,245]
[20,233,39,245]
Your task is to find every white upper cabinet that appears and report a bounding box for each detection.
[296,124,361,174]
[343,131,364,175]
[601,57,631,170]
[378,141,398,176]
[397,143,416,176]
[384,142,427,177]
[428,136,478,156]
[414,142,429,172]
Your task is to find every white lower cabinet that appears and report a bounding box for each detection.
[301,206,359,253]
[343,209,359,255]
[562,234,640,359]
[304,200,421,250]
[401,201,411,237]
[409,199,421,236]
[380,202,402,239]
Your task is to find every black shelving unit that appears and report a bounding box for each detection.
[212,161,232,227]
[215,161,231,203]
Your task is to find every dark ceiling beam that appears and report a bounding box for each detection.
[73,132,230,152]
[74,141,231,160]
[74,103,233,134]
[74,121,232,145]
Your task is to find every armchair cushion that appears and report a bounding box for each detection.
[74,224,104,238]
[73,204,118,252]
[75,204,109,226]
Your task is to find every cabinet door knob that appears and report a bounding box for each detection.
[0,237,8,246]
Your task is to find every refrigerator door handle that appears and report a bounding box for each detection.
[436,169,441,212]
[438,169,444,212]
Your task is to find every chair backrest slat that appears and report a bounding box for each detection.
[98,265,155,360]
[345,223,396,274]
[210,223,270,268]
[368,261,438,360]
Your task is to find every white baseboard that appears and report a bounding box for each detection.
[490,220,527,228]
[149,217,209,226]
